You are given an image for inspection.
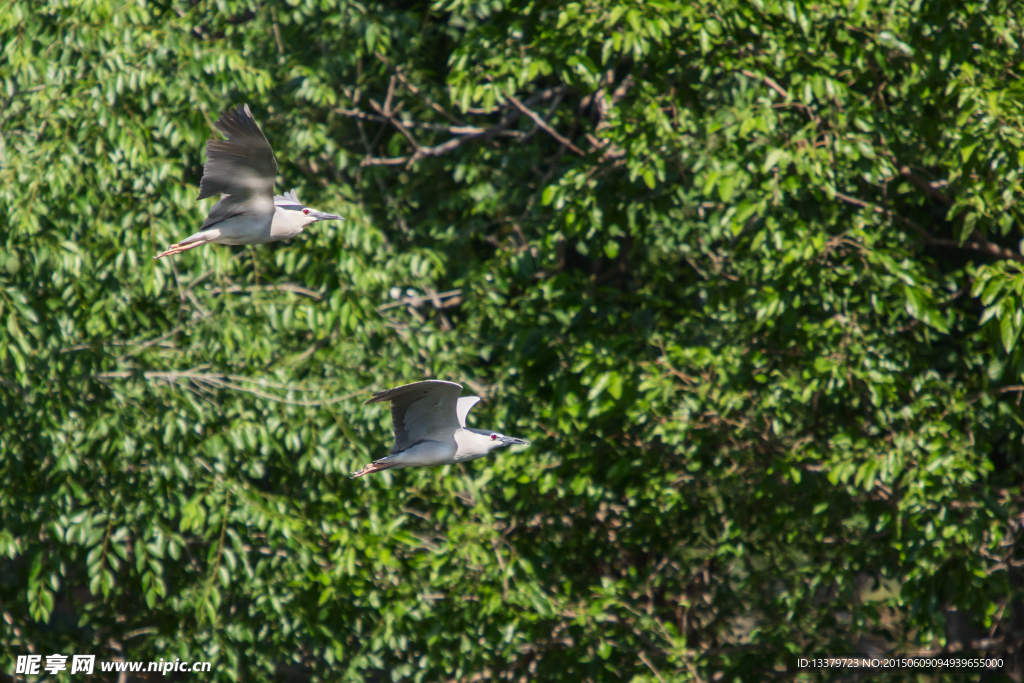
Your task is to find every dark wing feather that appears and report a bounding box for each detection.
[200,195,247,230]
[197,104,278,201]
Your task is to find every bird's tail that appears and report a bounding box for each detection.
[349,460,397,479]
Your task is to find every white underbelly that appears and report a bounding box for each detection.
[384,440,457,468]
[183,214,276,246]
[217,214,276,245]
[269,223,305,242]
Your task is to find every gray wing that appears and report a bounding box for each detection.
[365,380,463,453]
[199,194,258,231]
[274,189,301,207]
[197,105,277,228]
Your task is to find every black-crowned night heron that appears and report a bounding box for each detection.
[351,380,529,478]
[154,104,342,259]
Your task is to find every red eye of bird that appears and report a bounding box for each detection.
[490,434,498,440]
[303,209,310,215]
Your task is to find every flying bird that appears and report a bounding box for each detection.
[154,104,342,259]
[351,380,529,478]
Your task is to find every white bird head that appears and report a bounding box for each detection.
[461,428,530,455]
[273,190,344,228]
[455,396,529,458]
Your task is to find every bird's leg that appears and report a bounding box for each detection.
[153,240,208,259]
[349,460,397,479]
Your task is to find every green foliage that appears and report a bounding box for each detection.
[1,0,1023,680]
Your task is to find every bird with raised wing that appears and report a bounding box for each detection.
[351,380,529,478]
[154,104,343,259]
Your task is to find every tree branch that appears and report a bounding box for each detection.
[374,52,468,126]
[354,88,566,167]
[638,652,668,683]
[739,69,788,99]
[378,288,462,311]
[205,283,324,301]
[93,368,372,407]
[115,325,186,361]
[181,250,249,297]
[506,94,585,156]
[423,286,454,331]
[898,166,954,207]
[739,69,817,120]
[369,97,420,151]
[361,155,410,166]
[335,108,487,135]
[832,190,1024,263]
[832,190,931,238]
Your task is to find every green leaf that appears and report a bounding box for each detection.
[1001,308,1021,352]
[763,148,788,172]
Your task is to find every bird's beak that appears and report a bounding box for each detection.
[500,436,529,446]
[313,211,344,222]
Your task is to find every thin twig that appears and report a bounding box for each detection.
[833,190,932,238]
[609,74,635,106]
[740,69,788,99]
[124,626,158,640]
[205,283,324,301]
[354,104,409,236]
[181,250,248,297]
[739,69,817,120]
[898,166,954,206]
[334,108,386,123]
[376,54,467,127]
[360,88,565,167]
[378,289,462,310]
[271,7,285,56]
[94,369,372,407]
[361,155,411,166]
[115,325,186,362]
[424,286,454,331]
[594,74,635,133]
[507,94,585,156]
[369,98,420,151]
[638,652,667,683]
[288,333,337,366]
[335,108,485,135]
[382,75,396,117]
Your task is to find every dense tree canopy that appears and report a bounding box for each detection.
[2,0,1023,680]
